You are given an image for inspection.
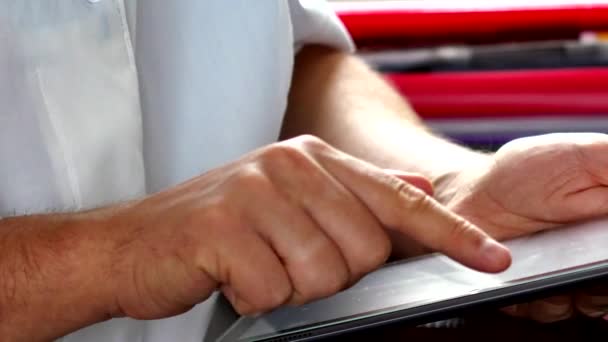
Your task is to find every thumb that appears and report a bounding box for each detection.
[384,169,434,196]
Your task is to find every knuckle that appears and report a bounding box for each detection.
[199,203,230,229]
[198,202,248,243]
[367,234,392,268]
[448,218,472,237]
[385,179,432,228]
[293,134,328,151]
[260,283,292,311]
[350,234,391,277]
[329,266,351,292]
[301,271,348,302]
[260,142,313,172]
[445,218,482,248]
[234,167,272,192]
[233,273,293,314]
[292,260,349,302]
[396,180,431,212]
[320,274,348,299]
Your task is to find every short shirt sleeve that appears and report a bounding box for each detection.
[289,0,355,53]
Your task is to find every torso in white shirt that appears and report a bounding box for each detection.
[0,1,351,340]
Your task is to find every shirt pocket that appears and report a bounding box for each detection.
[0,0,145,216]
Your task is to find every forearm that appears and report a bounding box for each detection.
[0,211,119,341]
[282,46,490,203]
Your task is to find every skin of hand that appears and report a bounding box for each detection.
[0,135,510,342]
[104,135,510,320]
[441,133,608,323]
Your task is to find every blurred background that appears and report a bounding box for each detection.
[329,0,608,151]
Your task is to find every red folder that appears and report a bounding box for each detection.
[387,67,608,118]
[334,2,608,118]
[336,3,608,48]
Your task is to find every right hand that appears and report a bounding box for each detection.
[104,135,511,319]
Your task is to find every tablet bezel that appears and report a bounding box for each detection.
[219,261,608,342]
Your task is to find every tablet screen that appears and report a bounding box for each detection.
[219,217,608,342]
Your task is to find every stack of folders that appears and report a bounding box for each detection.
[361,36,608,151]
[335,0,608,151]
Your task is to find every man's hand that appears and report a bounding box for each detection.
[280,45,607,325]
[107,135,509,319]
[0,135,511,341]
[446,133,608,240]
[443,133,608,322]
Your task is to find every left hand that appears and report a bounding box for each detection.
[444,133,608,322]
[447,133,608,240]
[390,133,608,322]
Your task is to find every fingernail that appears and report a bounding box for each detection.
[480,239,511,271]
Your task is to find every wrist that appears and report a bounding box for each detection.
[432,150,494,205]
[96,201,144,319]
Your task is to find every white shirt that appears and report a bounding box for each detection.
[0,0,352,341]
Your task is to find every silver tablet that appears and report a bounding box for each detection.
[217,217,608,342]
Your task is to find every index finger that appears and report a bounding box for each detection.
[319,151,511,273]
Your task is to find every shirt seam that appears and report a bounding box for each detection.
[35,68,82,208]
